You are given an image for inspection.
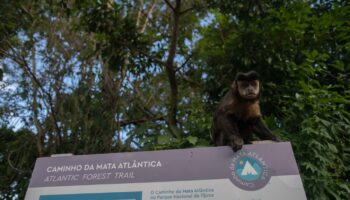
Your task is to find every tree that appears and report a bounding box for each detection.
[196,0,350,199]
[0,127,37,199]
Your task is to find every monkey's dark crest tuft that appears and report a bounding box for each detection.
[235,71,259,81]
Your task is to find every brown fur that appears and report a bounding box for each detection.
[218,85,261,121]
[212,73,277,151]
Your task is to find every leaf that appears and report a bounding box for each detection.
[327,144,338,153]
[186,136,198,145]
[157,135,171,145]
[339,183,350,193]
[299,81,310,93]
[330,61,345,71]
[301,162,317,173]
[326,187,341,200]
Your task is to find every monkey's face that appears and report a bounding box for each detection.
[236,80,260,100]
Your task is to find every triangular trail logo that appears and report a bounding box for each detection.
[230,154,270,190]
[241,161,258,176]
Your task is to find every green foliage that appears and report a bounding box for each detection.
[197,1,350,199]
[283,78,350,199]
[73,0,149,72]
[0,127,37,200]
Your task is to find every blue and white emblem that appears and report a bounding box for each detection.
[229,151,271,191]
[236,156,262,182]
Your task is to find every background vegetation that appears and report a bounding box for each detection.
[0,0,349,199]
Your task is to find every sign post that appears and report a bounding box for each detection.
[25,142,306,200]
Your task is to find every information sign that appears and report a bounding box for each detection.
[25,142,306,200]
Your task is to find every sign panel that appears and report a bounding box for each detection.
[25,142,306,200]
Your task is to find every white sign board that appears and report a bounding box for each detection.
[25,142,306,200]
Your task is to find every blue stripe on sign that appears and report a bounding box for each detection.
[39,191,142,200]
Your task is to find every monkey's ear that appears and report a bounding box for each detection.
[231,81,237,89]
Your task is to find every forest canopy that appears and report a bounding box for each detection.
[0,0,349,199]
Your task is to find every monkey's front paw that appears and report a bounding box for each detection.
[229,141,243,152]
[232,144,243,152]
[228,136,244,152]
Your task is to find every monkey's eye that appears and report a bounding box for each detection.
[241,82,249,88]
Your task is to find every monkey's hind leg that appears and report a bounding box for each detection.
[215,114,244,152]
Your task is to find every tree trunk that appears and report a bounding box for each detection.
[165,0,181,138]
[30,37,45,156]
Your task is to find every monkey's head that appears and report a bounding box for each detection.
[233,71,260,100]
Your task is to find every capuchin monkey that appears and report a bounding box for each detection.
[211,71,278,151]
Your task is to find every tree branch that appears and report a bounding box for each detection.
[141,0,158,33]
[6,40,62,149]
[180,7,195,15]
[162,0,183,138]
[176,53,192,73]
[119,115,165,126]
[179,74,201,88]
[136,0,144,27]
[164,0,175,11]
